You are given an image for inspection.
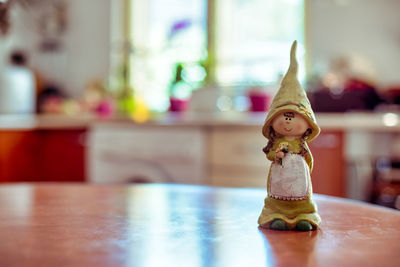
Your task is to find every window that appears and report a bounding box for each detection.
[122,0,304,112]
[215,0,305,85]
[127,0,207,111]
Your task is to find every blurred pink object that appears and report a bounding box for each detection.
[169,97,189,112]
[95,99,114,118]
[248,90,270,112]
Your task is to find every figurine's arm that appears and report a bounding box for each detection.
[302,145,314,172]
[263,140,277,162]
[266,148,276,162]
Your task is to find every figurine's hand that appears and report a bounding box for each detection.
[276,151,285,159]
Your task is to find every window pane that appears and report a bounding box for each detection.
[130,0,207,111]
[215,0,305,86]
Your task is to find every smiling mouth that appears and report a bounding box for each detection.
[284,127,293,132]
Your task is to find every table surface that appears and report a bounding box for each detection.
[0,183,399,267]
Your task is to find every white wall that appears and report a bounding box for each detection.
[65,0,111,97]
[0,0,111,98]
[307,0,400,87]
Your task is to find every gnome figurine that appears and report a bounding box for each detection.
[258,41,321,231]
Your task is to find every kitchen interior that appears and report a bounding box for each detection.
[0,0,399,211]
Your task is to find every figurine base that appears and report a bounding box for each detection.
[258,196,321,230]
[263,219,316,231]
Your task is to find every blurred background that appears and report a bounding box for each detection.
[0,0,399,209]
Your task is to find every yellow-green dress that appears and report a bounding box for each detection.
[258,137,321,229]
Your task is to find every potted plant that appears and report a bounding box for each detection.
[168,62,191,112]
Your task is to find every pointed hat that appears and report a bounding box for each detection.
[262,41,320,142]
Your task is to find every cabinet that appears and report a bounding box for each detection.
[309,131,345,197]
[0,129,86,182]
[88,124,206,184]
[0,131,39,182]
[209,126,269,188]
[87,123,345,197]
[37,130,86,182]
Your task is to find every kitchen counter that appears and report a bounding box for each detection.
[0,114,94,130]
[0,112,399,131]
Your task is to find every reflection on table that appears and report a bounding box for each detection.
[0,183,399,267]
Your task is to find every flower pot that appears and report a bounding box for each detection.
[248,90,270,112]
[169,97,189,112]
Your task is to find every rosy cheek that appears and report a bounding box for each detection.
[295,123,304,132]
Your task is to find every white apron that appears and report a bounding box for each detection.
[269,153,310,201]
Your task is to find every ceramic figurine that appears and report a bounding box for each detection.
[258,41,321,231]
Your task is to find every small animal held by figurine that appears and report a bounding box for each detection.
[258,41,321,231]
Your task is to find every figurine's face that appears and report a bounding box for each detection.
[272,111,309,137]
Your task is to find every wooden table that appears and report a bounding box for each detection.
[0,183,399,267]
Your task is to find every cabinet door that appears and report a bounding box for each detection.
[0,131,40,182]
[210,126,267,168]
[209,126,269,187]
[0,130,86,182]
[88,125,206,184]
[38,129,86,182]
[309,131,345,197]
